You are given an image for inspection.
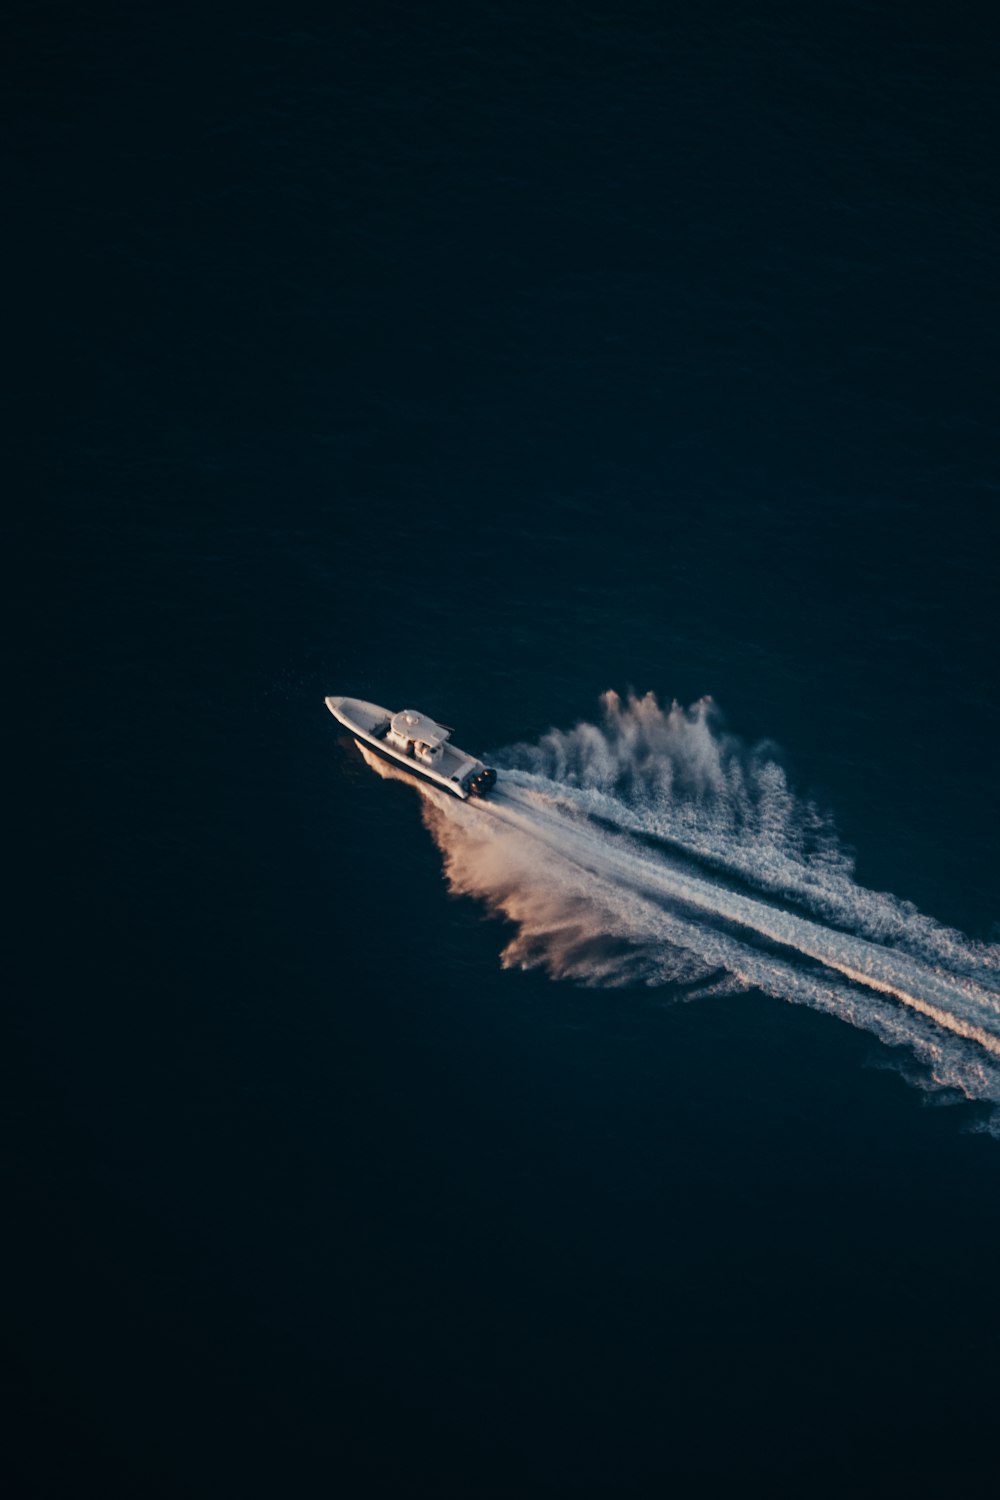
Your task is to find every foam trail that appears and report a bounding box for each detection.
[354,691,1000,1133]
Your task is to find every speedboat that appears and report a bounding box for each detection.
[325,696,497,800]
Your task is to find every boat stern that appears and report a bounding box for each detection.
[467,766,498,797]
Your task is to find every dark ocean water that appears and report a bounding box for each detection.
[9,4,1000,1495]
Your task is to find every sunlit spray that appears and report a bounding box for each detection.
[355,692,1000,1133]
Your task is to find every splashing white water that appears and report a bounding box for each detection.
[355,691,1000,1133]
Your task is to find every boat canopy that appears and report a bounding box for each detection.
[390,709,450,747]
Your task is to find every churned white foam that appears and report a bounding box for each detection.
[353,692,1000,1133]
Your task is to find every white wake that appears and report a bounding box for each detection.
[356,691,1000,1133]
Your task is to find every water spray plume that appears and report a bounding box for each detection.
[356,691,1000,1133]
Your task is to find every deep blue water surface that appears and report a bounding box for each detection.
[10,5,1000,1495]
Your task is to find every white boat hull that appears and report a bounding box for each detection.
[325,696,496,800]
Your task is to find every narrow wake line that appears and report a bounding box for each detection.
[353,689,1000,1133]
